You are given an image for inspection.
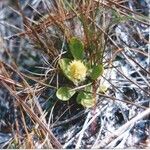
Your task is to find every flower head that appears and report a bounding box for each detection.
[68,60,87,83]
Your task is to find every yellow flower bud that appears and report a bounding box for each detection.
[68,60,87,83]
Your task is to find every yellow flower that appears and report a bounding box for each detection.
[68,60,87,83]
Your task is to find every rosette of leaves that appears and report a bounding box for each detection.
[56,37,104,108]
[76,84,95,108]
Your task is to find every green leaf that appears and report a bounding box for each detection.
[56,87,75,101]
[58,58,71,79]
[58,58,70,72]
[76,91,85,104]
[69,37,84,60]
[81,98,95,108]
[99,85,108,93]
[84,84,92,92]
[90,64,104,80]
[76,91,95,108]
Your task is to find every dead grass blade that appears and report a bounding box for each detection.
[2,82,62,149]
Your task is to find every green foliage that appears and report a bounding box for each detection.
[80,98,95,108]
[98,85,108,93]
[56,87,75,101]
[69,37,84,60]
[77,91,95,108]
[57,36,105,107]
[58,58,71,80]
[76,91,85,104]
[90,64,104,80]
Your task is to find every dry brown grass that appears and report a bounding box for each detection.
[0,0,149,148]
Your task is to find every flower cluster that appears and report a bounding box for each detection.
[68,60,87,83]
